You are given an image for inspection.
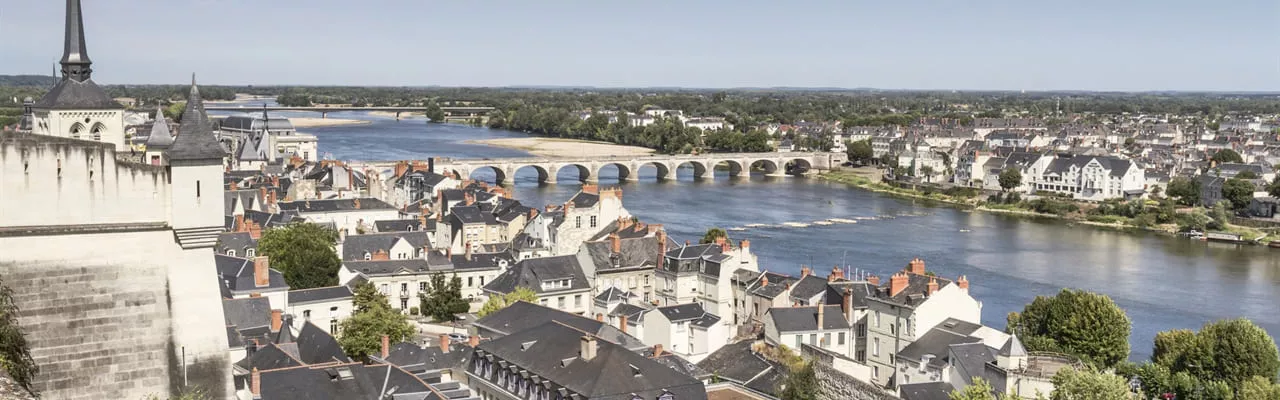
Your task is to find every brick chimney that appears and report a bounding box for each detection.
[720,241,730,253]
[609,233,621,254]
[395,161,409,177]
[229,180,238,191]
[248,221,263,240]
[842,288,853,321]
[580,336,598,361]
[760,274,769,287]
[271,175,280,188]
[468,335,480,348]
[656,231,667,270]
[816,303,825,331]
[740,239,750,251]
[867,275,880,286]
[653,343,664,358]
[270,309,282,332]
[957,275,970,291]
[353,198,361,209]
[648,224,663,235]
[439,334,450,354]
[927,277,939,296]
[907,258,926,275]
[595,313,604,322]
[890,273,909,297]
[381,334,390,359]
[372,249,390,261]
[800,266,811,278]
[418,213,427,228]
[582,184,599,195]
[251,367,260,396]
[254,256,270,287]
[234,214,246,232]
[620,315,629,333]
[465,242,473,261]
[529,208,538,219]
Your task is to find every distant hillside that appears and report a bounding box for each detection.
[0,75,57,87]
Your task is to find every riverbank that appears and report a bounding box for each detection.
[467,137,655,158]
[289,117,371,128]
[821,169,1278,241]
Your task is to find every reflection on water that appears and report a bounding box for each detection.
[223,105,1280,361]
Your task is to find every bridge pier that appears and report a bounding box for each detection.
[395,112,402,121]
[501,176,516,186]
[321,111,327,119]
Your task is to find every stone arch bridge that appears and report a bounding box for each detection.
[428,152,835,185]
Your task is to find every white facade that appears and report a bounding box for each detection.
[31,108,127,151]
[286,295,354,336]
[1024,155,1146,200]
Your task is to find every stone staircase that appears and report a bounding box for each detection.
[173,226,223,249]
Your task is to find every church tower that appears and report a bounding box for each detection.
[31,0,127,150]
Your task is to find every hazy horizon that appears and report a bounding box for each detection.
[2,0,1277,91]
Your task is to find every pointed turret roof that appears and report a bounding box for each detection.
[145,105,174,148]
[999,334,1027,357]
[34,0,119,110]
[238,136,265,161]
[168,75,228,161]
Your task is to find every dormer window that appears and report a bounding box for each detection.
[246,249,256,258]
[363,251,372,261]
[226,250,236,257]
[658,392,674,400]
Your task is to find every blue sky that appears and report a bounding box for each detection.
[2,0,1277,91]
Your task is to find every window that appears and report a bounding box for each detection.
[400,298,408,310]
[575,216,581,228]
[330,319,338,334]
[226,250,236,257]
[485,362,493,379]
[658,393,673,400]
[574,295,582,308]
[539,298,547,306]
[480,276,485,286]
[873,366,879,378]
[876,312,881,327]
[859,324,866,338]
[380,284,388,295]
[420,282,428,292]
[589,215,597,227]
[890,324,895,335]
[873,338,880,356]
[809,334,816,345]
[364,252,372,261]
[302,310,311,320]
[856,350,865,362]
[196,181,201,198]
[823,333,831,347]
[401,283,408,292]
[468,277,474,287]
[838,332,846,345]
[246,249,256,257]
[557,296,565,309]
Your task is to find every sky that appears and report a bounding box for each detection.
[1,0,1277,91]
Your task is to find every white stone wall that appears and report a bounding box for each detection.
[34,109,127,151]
[287,298,354,336]
[913,286,981,341]
[1,138,170,226]
[170,159,226,229]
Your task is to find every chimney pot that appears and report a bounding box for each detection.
[270,309,282,332]
[468,335,480,348]
[251,367,261,395]
[439,333,450,354]
[610,233,622,254]
[958,275,970,290]
[867,275,881,286]
[927,277,940,296]
[254,256,270,287]
[653,343,664,358]
[620,315,629,333]
[890,273,910,297]
[595,313,604,322]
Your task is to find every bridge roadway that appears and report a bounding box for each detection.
[354,152,839,185]
[204,105,495,119]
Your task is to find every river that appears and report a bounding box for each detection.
[216,107,1280,361]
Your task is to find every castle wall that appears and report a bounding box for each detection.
[0,134,169,227]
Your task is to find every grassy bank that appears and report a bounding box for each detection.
[821,169,1280,242]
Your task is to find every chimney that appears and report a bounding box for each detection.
[339,228,348,243]
[714,236,726,246]
[418,213,427,228]
[957,275,970,291]
[529,208,538,219]
[908,258,926,275]
[439,334,450,354]
[927,277,939,296]
[582,184,599,195]
[801,266,810,278]
[259,187,267,204]
[270,309,282,332]
[828,266,841,282]
[229,180,238,191]
[254,256,270,287]
[890,273,909,297]
[653,344,664,358]
[867,275,880,286]
[428,157,435,174]
[248,221,262,240]
[380,334,390,358]
[465,242,473,261]
[468,335,480,348]
[720,241,730,253]
[395,161,408,178]
[271,175,279,188]
[842,288,853,321]
[760,274,769,287]
[648,224,663,234]
[610,233,621,254]
[347,168,355,190]
[251,367,261,396]
[817,303,825,331]
[740,239,750,251]
[267,190,277,210]
[620,315,629,333]
[656,231,667,270]
[353,198,361,209]
[595,313,604,322]
[234,214,246,232]
[580,336,598,361]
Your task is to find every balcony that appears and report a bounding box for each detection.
[400,290,411,298]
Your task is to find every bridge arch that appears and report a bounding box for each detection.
[785,158,814,176]
[468,165,507,185]
[596,162,635,183]
[675,160,713,180]
[512,164,552,185]
[712,159,747,178]
[635,161,674,181]
[554,163,592,184]
[749,159,782,176]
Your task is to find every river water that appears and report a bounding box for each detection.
[216,107,1280,361]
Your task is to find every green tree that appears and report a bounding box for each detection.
[1267,176,1280,200]
[1178,319,1280,387]
[338,282,416,359]
[1049,367,1132,400]
[1152,329,1197,368]
[165,101,186,121]
[999,168,1023,192]
[257,222,341,289]
[1239,375,1280,400]
[0,278,37,391]
[1211,149,1244,164]
[424,101,445,123]
[778,361,820,400]
[1222,178,1257,210]
[846,139,874,165]
[1166,177,1203,206]
[920,166,936,182]
[700,227,728,244]
[477,287,538,317]
[1006,289,1131,369]
[949,378,998,400]
[419,274,469,322]
[1237,170,1261,180]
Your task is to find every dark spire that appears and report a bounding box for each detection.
[168,74,228,161]
[60,0,93,82]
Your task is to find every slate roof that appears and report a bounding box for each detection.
[788,275,830,302]
[746,271,799,300]
[383,341,473,374]
[294,321,353,365]
[259,363,440,400]
[582,235,660,272]
[223,297,271,348]
[215,254,288,297]
[472,321,706,400]
[568,192,599,208]
[1043,155,1135,177]
[289,286,354,305]
[144,106,174,148]
[473,301,647,351]
[646,348,713,381]
[896,319,985,370]
[657,303,709,323]
[696,340,781,397]
[344,259,431,277]
[374,219,432,233]
[609,303,650,322]
[278,197,396,213]
[34,78,120,110]
[168,77,228,161]
[214,232,257,256]
[822,281,876,308]
[341,231,430,261]
[239,343,303,371]
[594,287,635,303]
[765,305,851,332]
[898,381,953,400]
[869,273,953,306]
[949,342,998,386]
[483,255,590,295]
